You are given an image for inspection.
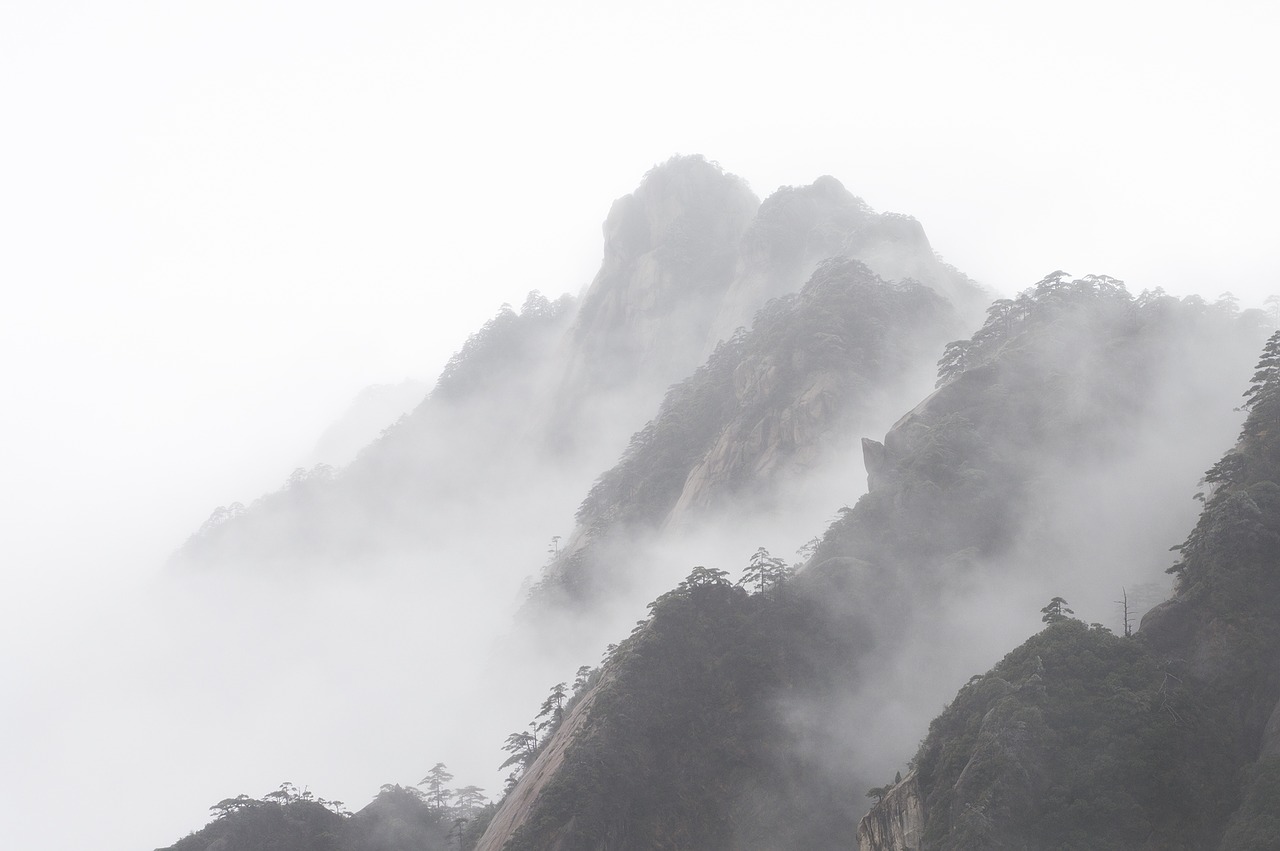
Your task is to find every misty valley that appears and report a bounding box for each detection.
[157,156,1280,850]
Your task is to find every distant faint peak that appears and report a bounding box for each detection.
[810,173,847,193]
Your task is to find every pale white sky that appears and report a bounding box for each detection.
[1,2,1278,848]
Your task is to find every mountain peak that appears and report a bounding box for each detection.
[559,156,761,408]
[598,155,759,264]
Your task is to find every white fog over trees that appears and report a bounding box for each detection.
[3,3,1279,851]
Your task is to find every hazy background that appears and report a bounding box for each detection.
[2,1,1279,849]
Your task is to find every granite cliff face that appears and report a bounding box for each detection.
[523,165,990,609]
[553,159,983,458]
[535,259,960,604]
[474,676,609,851]
[857,773,925,851]
[561,155,760,403]
[668,364,844,517]
[664,255,958,518]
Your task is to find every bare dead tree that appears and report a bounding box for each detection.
[1116,587,1133,637]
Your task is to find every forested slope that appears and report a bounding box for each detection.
[481,278,1269,849]
[158,783,479,851]
[173,291,576,566]
[860,329,1280,850]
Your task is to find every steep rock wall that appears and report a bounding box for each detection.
[535,261,957,604]
[474,676,607,851]
[669,367,843,516]
[857,772,925,851]
[558,155,760,409]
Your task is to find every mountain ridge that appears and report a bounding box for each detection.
[153,157,1279,851]
[173,156,983,580]
[473,279,1269,849]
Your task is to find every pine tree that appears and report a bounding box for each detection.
[1041,596,1075,624]
[1242,331,1280,409]
[737,547,791,595]
[418,763,454,810]
[572,665,592,695]
[499,731,538,771]
[454,785,488,817]
[536,682,569,735]
[935,339,974,387]
[683,565,731,588]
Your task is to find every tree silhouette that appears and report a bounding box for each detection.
[1116,587,1133,637]
[794,536,820,568]
[263,781,300,806]
[454,785,487,817]
[536,682,569,735]
[418,763,453,810]
[499,731,538,771]
[985,298,1016,336]
[738,547,791,595]
[683,565,731,588]
[209,794,258,818]
[935,339,974,387]
[1041,596,1075,624]
[449,816,468,850]
[572,665,592,695]
[1243,331,1280,409]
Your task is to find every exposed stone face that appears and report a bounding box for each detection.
[563,155,760,402]
[858,772,926,851]
[561,163,982,429]
[1137,597,1194,648]
[473,676,608,851]
[861,437,891,492]
[669,369,844,517]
